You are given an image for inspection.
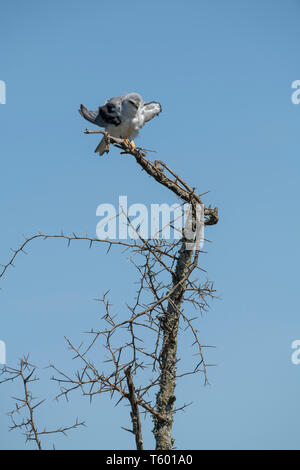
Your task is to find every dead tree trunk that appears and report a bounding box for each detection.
[154,237,194,449]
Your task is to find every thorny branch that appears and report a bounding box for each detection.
[0,355,85,449]
[125,366,143,450]
[84,129,219,225]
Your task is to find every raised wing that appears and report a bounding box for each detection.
[142,101,162,123]
[78,104,106,128]
[78,96,122,128]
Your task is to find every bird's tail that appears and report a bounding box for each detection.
[94,137,107,156]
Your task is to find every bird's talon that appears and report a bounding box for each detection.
[123,138,135,151]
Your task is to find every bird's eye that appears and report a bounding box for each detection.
[129,100,138,109]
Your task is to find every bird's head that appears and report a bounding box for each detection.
[122,93,143,117]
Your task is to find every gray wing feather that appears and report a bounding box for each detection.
[78,104,106,127]
[79,97,123,128]
[142,101,162,123]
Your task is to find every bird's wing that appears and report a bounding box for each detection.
[141,101,162,123]
[78,104,106,128]
[79,96,122,128]
[99,96,122,126]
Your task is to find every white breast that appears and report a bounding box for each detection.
[108,108,144,140]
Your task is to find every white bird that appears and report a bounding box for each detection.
[79,92,162,155]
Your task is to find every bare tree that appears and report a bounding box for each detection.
[0,132,218,450]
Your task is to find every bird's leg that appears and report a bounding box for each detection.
[124,138,136,151]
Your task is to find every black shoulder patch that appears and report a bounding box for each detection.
[99,103,121,126]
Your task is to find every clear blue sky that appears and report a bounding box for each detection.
[1,0,300,450]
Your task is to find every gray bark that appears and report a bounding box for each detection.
[153,232,194,449]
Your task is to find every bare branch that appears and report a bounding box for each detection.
[125,366,143,450]
[0,356,85,449]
